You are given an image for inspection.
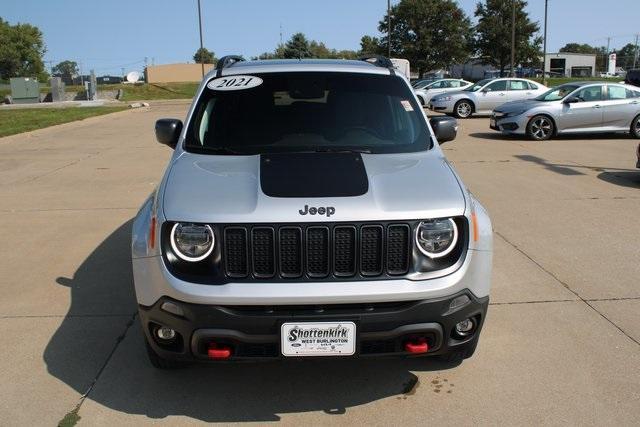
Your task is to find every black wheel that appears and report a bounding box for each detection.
[526,115,554,141]
[454,100,473,118]
[144,337,186,369]
[631,115,640,139]
[417,95,425,106]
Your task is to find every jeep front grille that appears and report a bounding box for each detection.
[223,223,411,280]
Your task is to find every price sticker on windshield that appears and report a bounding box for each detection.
[401,100,414,111]
[207,75,263,91]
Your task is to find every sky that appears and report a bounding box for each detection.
[2,0,639,76]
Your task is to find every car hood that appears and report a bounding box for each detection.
[162,150,466,223]
[494,99,543,113]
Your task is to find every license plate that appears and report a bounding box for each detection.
[490,118,496,127]
[281,322,356,357]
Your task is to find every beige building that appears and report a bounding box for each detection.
[145,63,215,83]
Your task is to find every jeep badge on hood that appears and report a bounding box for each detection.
[299,205,335,217]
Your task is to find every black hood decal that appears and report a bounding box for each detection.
[260,152,369,198]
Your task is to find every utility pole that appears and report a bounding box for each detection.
[634,34,639,69]
[542,0,548,85]
[197,0,205,77]
[510,0,516,77]
[387,0,392,58]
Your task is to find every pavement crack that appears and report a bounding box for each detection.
[57,311,138,426]
[0,207,138,213]
[495,231,640,347]
[490,299,577,306]
[0,314,133,319]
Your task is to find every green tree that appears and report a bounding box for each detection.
[193,47,215,64]
[283,33,312,59]
[616,43,639,70]
[51,60,78,78]
[473,0,542,74]
[359,35,383,55]
[376,0,473,77]
[0,18,48,81]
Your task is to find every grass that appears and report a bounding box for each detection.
[531,77,623,87]
[0,106,128,138]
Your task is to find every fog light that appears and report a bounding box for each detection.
[454,318,475,337]
[156,326,176,340]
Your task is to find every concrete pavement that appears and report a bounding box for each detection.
[0,104,638,425]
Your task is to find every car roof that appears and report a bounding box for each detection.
[212,59,393,78]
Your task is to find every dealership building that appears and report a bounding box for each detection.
[544,52,597,77]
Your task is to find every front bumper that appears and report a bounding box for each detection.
[490,114,527,135]
[140,289,489,362]
[429,101,454,113]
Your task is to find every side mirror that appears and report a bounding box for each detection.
[430,116,458,144]
[564,96,580,104]
[155,118,183,149]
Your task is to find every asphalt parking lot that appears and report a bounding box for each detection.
[1,102,639,426]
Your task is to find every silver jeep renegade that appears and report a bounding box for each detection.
[132,56,493,368]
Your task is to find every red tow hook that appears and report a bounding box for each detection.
[405,338,429,354]
[207,343,232,360]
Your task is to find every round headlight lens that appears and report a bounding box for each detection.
[170,223,214,262]
[416,218,458,258]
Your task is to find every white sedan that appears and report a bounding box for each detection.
[414,79,472,106]
[429,78,548,118]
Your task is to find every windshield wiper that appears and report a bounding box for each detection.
[314,147,372,154]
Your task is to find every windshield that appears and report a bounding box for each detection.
[535,85,581,101]
[185,72,429,154]
[464,79,492,92]
[413,79,435,89]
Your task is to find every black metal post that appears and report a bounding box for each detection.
[197,0,205,77]
[510,0,516,77]
[387,0,391,58]
[542,0,548,84]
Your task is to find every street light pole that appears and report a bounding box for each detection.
[197,0,205,78]
[542,0,548,85]
[510,0,516,77]
[387,0,391,58]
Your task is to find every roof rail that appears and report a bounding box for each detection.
[358,55,395,70]
[215,55,245,77]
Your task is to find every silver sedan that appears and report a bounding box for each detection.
[414,79,472,106]
[429,78,548,118]
[490,82,640,141]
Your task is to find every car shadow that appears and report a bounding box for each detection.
[514,154,640,186]
[44,220,461,422]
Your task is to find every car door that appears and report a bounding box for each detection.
[557,85,604,132]
[602,85,640,129]
[508,80,535,101]
[477,80,508,112]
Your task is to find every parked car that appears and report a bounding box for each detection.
[132,56,493,368]
[412,78,438,89]
[414,79,473,106]
[626,69,640,87]
[429,78,548,118]
[490,82,640,141]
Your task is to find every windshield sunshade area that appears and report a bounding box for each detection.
[535,85,581,102]
[185,72,429,154]
[465,79,492,92]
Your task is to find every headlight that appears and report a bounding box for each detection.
[170,223,215,262]
[415,218,458,258]
[435,96,452,102]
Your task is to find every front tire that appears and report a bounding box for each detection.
[454,100,473,118]
[417,95,425,106]
[631,115,640,139]
[526,115,554,141]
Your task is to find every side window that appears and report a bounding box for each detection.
[575,85,603,102]
[508,80,528,91]
[449,81,461,88]
[430,81,445,89]
[528,82,539,90]
[628,89,640,98]
[485,80,507,92]
[607,86,627,100]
